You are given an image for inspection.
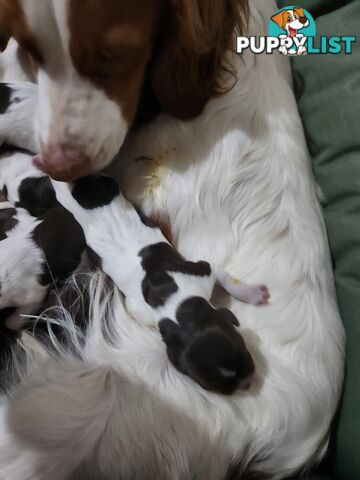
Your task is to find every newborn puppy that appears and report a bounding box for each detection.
[0,148,56,217]
[0,202,86,331]
[0,82,38,153]
[0,204,47,330]
[52,176,270,394]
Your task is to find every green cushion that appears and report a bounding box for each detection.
[283,0,353,18]
[278,0,360,478]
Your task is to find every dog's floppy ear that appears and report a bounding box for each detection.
[271,10,287,29]
[151,0,249,120]
[293,7,306,18]
[0,27,9,51]
[0,0,43,61]
[0,0,11,51]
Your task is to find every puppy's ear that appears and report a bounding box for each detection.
[142,272,178,309]
[159,318,182,344]
[293,8,305,18]
[271,11,287,29]
[151,0,249,120]
[216,308,240,327]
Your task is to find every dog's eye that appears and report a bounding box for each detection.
[294,14,299,19]
[287,16,292,21]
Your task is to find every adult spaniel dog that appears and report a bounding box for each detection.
[0,0,344,479]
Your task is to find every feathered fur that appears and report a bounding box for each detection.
[0,0,344,478]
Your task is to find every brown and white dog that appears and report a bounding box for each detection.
[0,0,248,181]
[271,7,309,55]
[0,1,344,479]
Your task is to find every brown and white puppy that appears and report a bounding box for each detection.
[271,8,309,38]
[0,0,248,181]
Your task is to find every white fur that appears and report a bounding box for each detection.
[0,82,38,153]
[0,208,46,329]
[0,150,44,206]
[51,179,268,328]
[0,0,344,478]
[15,0,128,171]
[0,39,37,83]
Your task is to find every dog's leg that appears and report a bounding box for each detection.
[214,267,270,306]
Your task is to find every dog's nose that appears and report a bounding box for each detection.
[299,16,308,25]
[33,145,92,181]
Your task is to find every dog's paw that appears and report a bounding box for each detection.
[240,284,270,306]
[278,46,288,56]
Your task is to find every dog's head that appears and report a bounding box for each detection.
[271,8,309,36]
[0,0,248,181]
[159,297,255,395]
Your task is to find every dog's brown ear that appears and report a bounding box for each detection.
[271,10,287,29]
[0,0,11,51]
[0,27,10,51]
[293,7,306,18]
[0,0,43,61]
[0,0,13,51]
[151,0,249,120]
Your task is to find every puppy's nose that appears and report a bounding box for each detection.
[239,375,253,390]
[299,16,308,25]
[33,145,92,181]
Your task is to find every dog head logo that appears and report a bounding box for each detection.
[269,6,316,56]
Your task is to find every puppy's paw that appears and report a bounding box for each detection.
[237,284,270,306]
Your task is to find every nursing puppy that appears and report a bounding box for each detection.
[0,203,46,330]
[0,82,38,153]
[0,148,86,330]
[0,201,86,331]
[0,147,56,216]
[53,176,270,394]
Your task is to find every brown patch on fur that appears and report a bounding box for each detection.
[68,0,165,124]
[151,0,249,119]
[69,0,249,124]
[271,10,289,30]
[0,0,43,63]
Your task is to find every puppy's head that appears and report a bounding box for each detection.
[271,8,309,33]
[159,297,255,395]
[0,0,249,181]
